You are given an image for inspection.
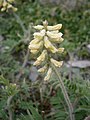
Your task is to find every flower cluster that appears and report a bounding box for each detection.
[0,0,17,12]
[28,21,64,81]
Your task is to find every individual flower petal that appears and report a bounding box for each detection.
[43,20,48,27]
[47,31,63,39]
[47,24,62,31]
[34,50,47,66]
[28,41,43,50]
[33,25,44,30]
[58,48,64,53]
[50,58,63,67]
[44,67,52,81]
[38,65,47,73]
[44,36,58,53]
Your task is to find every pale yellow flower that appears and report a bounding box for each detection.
[44,67,52,81]
[28,21,64,81]
[7,4,13,9]
[33,30,45,40]
[37,50,47,61]
[33,33,44,40]
[28,41,43,50]
[58,48,64,53]
[44,36,58,53]
[38,65,47,73]
[34,50,47,66]
[47,31,63,39]
[29,38,41,45]
[30,50,39,54]
[47,24,62,31]
[33,25,44,30]
[0,0,17,12]
[50,58,63,67]
[49,37,64,43]
[1,7,6,11]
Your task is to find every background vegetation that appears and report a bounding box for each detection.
[0,0,90,120]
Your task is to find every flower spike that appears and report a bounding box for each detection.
[28,21,64,81]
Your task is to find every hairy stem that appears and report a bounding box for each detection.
[7,96,13,120]
[51,64,75,120]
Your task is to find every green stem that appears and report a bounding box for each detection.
[27,109,34,120]
[7,96,13,120]
[51,64,75,120]
[13,12,27,33]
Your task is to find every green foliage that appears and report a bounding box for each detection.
[19,101,43,120]
[0,1,90,120]
[48,73,90,120]
[0,76,43,120]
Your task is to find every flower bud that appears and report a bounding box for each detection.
[47,31,63,39]
[34,29,45,40]
[58,48,64,53]
[33,25,44,30]
[28,41,43,50]
[30,50,38,54]
[33,32,44,40]
[29,38,40,45]
[50,58,63,67]
[34,50,47,66]
[1,7,6,11]
[44,67,52,81]
[7,4,13,9]
[38,65,47,73]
